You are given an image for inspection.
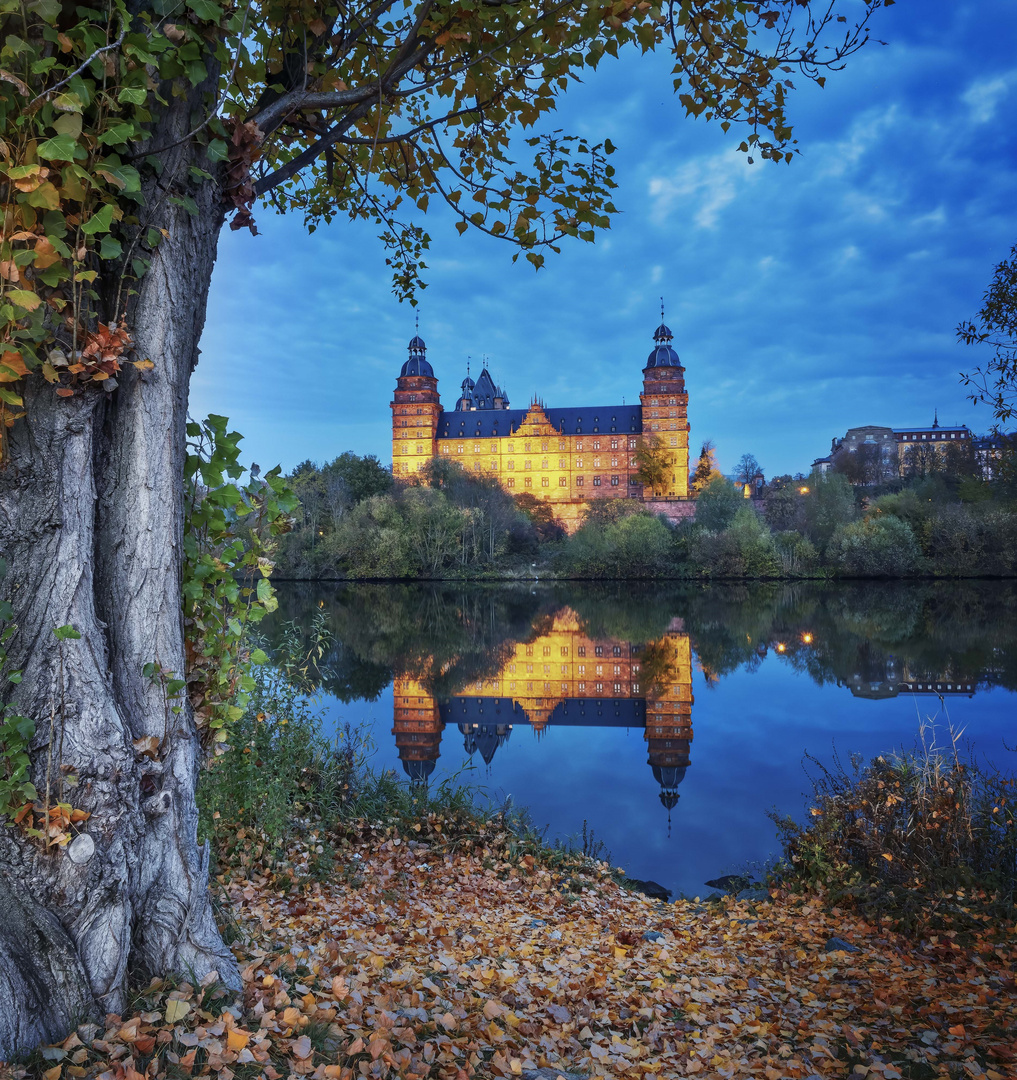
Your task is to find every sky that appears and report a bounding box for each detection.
[191,0,1017,479]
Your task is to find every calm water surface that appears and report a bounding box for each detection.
[267,581,1017,899]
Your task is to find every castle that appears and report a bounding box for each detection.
[391,316,691,527]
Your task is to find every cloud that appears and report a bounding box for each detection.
[961,72,1016,123]
[647,150,759,229]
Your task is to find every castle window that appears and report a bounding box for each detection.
[525,477,532,488]
[525,460,531,470]
[541,458,549,469]
[629,476,638,484]
[543,664,550,674]
[613,683,622,693]
[593,439,601,450]
[541,441,548,452]
[559,457,567,469]
[507,478,515,488]
[596,665,603,676]
[559,477,567,487]
[613,645,622,656]
[629,438,636,449]
[610,439,618,449]
[593,476,601,486]
[561,647,569,656]
[410,394,417,401]
[596,682,603,692]
[559,440,567,451]
[541,477,549,487]
[670,437,677,447]
[473,443,481,453]
[594,457,601,468]
[669,398,676,405]
[416,445,423,454]
[578,664,586,675]
[417,408,423,415]
[669,410,676,418]
[611,475,619,486]
[507,442,514,452]
[507,460,514,470]
[632,683,640,693]
[525,442,531,452]
[457,444,463,453]
[595,646,603,657]
[576,440,583,451]
[611,457,618,467]
[578,646,586,657]
[491,459,498,470]
[576,477,584,486]
[526,663,533,673]
[578,681,586,692]
[576,457,583,468]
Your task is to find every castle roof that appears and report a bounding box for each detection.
[399,333,434,378]
[646,321,682,369]
[437,404,642,439]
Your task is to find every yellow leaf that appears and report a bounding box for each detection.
[164,998,191,1023]
[881,852,893,862]
[43,1066,61,1080]
[226,1028,250,1051]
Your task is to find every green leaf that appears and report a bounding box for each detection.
[99,236,123,260]
[117,86,148,106]
[36,133,79,162]
[206,138,228,162]
[80,204,114,235]
[250,648,269,665]
[52,624,81,641]
[187,0,223,21]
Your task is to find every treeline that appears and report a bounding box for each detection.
[274,455,1017,580]
[276,454,562,579]
[557,472,1017,578]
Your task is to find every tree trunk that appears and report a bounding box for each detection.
[0,80,236,1056]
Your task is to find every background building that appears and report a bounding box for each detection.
[391,319,691,528]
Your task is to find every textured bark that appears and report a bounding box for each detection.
[0,64,236,1057]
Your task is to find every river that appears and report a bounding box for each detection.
[265,579,1017,899]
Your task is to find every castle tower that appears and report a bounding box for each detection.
[391,332,441,479]
[643,633,694,819]
[392,677,444,782]
[639,312,690,499]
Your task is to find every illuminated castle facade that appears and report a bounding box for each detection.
[392,609,694,816]
[390,319,691,524]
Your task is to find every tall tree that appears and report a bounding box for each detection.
[735,452,762,485]
[0,0,889,1052]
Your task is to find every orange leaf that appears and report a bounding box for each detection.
[0,353,29,381]
[55,387,74,397]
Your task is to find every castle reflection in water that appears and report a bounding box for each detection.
[393,608,693,814]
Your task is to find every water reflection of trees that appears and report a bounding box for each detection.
[266,580,1017,701]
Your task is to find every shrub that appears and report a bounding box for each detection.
[555,512,674,577]
[828,515,922,577]
[770,729,1017,936]
[773,530,820,576]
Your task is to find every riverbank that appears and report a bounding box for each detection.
[12,822,1015,1079]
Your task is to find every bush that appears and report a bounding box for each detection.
[771,730,1017,936]
[555,511,674,577]
[773,530,820,576]
[802,470,855,550]
[828,515,922,577]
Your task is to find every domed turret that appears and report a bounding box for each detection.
[645,321,682,368]
[400,333,434,378]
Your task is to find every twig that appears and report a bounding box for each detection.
[28,24,128,109]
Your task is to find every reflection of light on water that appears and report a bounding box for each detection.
[776,643,787,653]
[802,633,813,645]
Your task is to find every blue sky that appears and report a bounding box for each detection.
[192,0,1017,479]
